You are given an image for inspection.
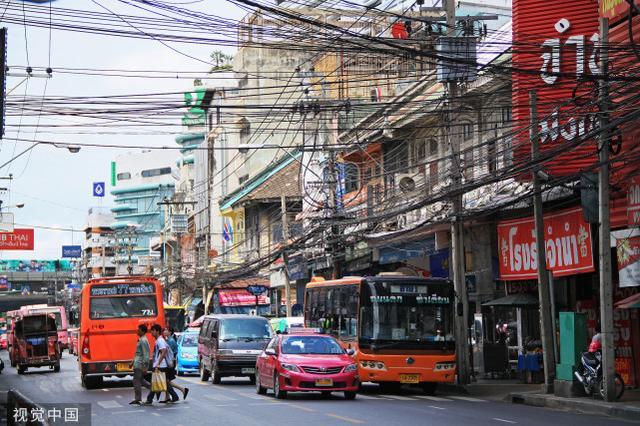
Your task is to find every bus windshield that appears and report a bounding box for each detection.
[359,280,454,348]
[90,296,157,319]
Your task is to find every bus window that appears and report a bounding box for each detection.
[90,295,157,319]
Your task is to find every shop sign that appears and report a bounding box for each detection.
[615,358,634,388]
[287,255,308,281]
[628,176,640,226]
[506,281,539,295]
[512,1,600,177]
[497,207,595,280]
[600,0,639,20]
[378,237,436,265]
[616,233,640,287]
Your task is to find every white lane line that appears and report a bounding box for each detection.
[152,413,160,417]
[112,410,139,415]
[101,388,110,392]
[449,396,486,402]
[203,393,236,401]
[379,394,415,401]
[429,406,446,410]
[356,394,383,400]
[492,418,517,424]
[415,396,453,402]
[97,400,122,409]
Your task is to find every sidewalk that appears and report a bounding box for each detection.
[506,387,640,422]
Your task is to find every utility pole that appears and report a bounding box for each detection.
[280,194,292,317]
[530,90,556,393]
[598,17,615,402]
[444,0,470,386]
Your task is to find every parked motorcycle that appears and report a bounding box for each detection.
[574,350,625,400]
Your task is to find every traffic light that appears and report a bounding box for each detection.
[0,28,6,139]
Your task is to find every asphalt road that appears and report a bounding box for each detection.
[0,351,635,426]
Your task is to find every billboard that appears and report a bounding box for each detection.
[512,1,600,177]
[62,245,82,258]
[497,207,595,280]
[0,228,34,250]
[0,260,73,272]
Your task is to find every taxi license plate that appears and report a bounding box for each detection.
[116,362,131,372]
[399,374,420,384]
[315,378,333,387]
[241,368,255,374]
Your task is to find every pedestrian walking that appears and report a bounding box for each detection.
[129,324,150,405]
[162,327,189,401]
[144,324,179,405]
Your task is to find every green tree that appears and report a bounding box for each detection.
[210,50,233,72]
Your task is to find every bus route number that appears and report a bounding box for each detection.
[141,309,154,316]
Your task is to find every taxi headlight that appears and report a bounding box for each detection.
[343,363,358,373]
[280,363,300,372]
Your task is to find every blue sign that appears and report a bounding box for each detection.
[429,248,450,278]
[93,182,105,197]
[62,245,82,258]
[378,237,436,265]
[245,285,268,296]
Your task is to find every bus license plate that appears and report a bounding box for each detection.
[315,378,333,387]
[116,362,132,372]
[399,374,420,384]
[241,368,255,374]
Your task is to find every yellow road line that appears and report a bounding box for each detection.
[326,413,365,424]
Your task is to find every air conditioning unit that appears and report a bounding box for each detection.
[395,173,424,195]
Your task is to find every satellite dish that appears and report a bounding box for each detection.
[398,176,416,193]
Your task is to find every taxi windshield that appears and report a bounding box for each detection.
[281,336,344,355]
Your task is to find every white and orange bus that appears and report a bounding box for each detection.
[78,276,165,389]
[304,275,455,394]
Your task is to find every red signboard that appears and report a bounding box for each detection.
[0,229,34,251]
[218,289,268,306]
[497,207,595,280]
[628,176,640,226]
[600,0,639,21]
[512,1,600,177]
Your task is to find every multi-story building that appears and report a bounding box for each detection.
[110,150,177,275]
[81,207,115,279]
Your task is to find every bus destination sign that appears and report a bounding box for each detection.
[90,283,155,297]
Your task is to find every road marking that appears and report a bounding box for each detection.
[112,410,139,415]
[449,396,485,402]
[326,413,365,424]
[101,388,110,392]
[152,413,160,417]
[379,394,414,401]
[415,396,452,402]
[204,393,236,401]
[355,394,382,400]
[493,418,517,424]
[429,406,445,410]
[288,403,316,413]
[97,400,122,409]
[249,402,284,406]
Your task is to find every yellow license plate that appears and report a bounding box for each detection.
[315,378,333,387]
[399,374,420,384]
[116,362,132,372]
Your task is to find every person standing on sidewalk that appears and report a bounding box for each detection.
[144,324,179,405]
[130,324,150,405]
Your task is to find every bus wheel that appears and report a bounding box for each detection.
[422,382,438,395]
[379,382,401,393]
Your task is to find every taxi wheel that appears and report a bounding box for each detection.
[255,371,267,395]
[273,373,287,399]
[344,391,357,400]
[177,369,184,377]
[199,362,210,382]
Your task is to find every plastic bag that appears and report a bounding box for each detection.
[151,370,167,393]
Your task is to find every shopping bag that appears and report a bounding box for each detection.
[151,370,167,393]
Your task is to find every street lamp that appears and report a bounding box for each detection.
[0,143,80,171]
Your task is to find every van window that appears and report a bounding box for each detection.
[200,320,210,338]
[208,320,218,338]
[220,318,271,340]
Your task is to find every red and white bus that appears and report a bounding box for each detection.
[78,276,165,389]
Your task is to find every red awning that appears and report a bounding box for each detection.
[615,292,640,309]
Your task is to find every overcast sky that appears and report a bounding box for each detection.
[0,0,244,259]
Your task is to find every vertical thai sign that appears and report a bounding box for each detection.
[512,1,601,177]
[628,176,640,226]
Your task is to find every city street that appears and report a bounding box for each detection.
[0,352,634,426]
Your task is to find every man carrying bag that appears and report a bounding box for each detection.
[144,324,179,404]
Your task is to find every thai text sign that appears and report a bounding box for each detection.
[0,229,34,250]
[512,1,600,176]
[628,176,640,226]
[498,207,595,280]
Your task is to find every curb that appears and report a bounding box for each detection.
[506,392,640,422]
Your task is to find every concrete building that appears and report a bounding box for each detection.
[82,207,115,279]
[110,150,177,275]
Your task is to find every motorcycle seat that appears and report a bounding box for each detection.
[582,352,599,367]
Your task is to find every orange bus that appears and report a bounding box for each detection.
[78,276,165,389]
[304,275,455,394]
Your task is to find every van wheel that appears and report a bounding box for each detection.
[211,368,221,384]
[199,362,210,382]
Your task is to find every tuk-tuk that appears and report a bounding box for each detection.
[12,312,60,374]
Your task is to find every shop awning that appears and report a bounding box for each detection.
[482,294,539,308]
[615,292,640,309]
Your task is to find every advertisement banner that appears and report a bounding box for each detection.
[0,259,72,272]
[512,1,600,177]
[497,207,595,280]
[0,229,34,250]
[616,234,640,287]
[218,289,269,306]
[628,176,640,226]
